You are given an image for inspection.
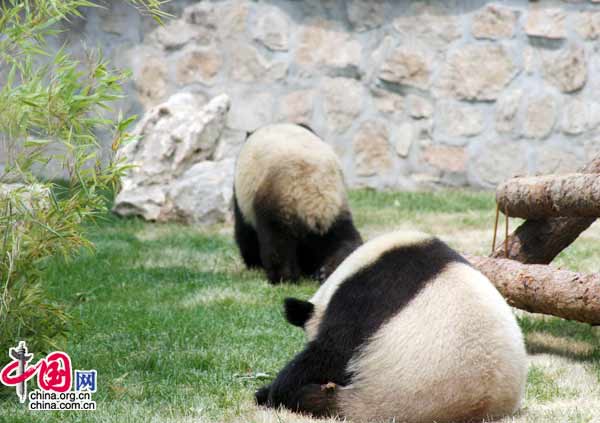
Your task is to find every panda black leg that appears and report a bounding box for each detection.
[307,214,363,283]
[289,383,338,418]
[258,383,337,417]
[263,346,341,417]
[255,384,271,405]
[234,196,262,268]
[255,215,300,284]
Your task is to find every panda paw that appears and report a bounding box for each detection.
[255,385,270,406]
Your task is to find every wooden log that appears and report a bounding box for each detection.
[467,255,600,325]
[492,154,600,263]
[496,174,600,219]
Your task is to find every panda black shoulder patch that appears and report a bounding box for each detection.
[318,238,467,355]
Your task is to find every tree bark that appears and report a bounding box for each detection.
[496,174,600,219]
[492,154,600,263]
[467,255,600,325]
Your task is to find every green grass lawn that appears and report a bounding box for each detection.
[1,190,599,422]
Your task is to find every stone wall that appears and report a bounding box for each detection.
[14,0,600,189]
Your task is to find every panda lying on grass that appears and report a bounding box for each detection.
[233,123,362,284]
[256,230,527,422]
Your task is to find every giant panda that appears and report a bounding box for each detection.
[255,230,527,422]
[233,123,362,284]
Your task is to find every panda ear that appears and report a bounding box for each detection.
[297,123,317,135]
[284,297,314,328]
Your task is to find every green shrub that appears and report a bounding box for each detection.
[0,0,166,354]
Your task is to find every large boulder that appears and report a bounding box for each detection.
[113,93,235,224]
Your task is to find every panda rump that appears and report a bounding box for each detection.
[233,123,362,284]
[257,230,528,422]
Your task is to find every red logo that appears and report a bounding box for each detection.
[1,342,72,402]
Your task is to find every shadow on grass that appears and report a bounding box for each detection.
[519,315,600,365]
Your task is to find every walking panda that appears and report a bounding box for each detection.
[233,123,362,284]
[256,230,527,422]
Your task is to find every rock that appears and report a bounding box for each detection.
[393,3,461,51]
[183,2,218,35]
[534,148,581,174]
[394,122,414,157]
[113,93,232,224]
[495,89,522,134]
[175,47,222,85]
[522,94,557,139]
[524,8,567,39]
[471,4,519,39]
[98,2,132,36]
[214,128,246,161]
[575,11,600,40]
[468,141,528,188]
[133,55,168,108]
[523,46,538,75]
[182,1,250,41]
[219,1,250,39]
[154,21,203,50]
[436,45,517,101]
[120,92,221,172]
[542,45,587,93]
[437,101,484,138]
[422,145,467,173]
[322,78,364,134]
[367,35,394,81]
[169,159,235,225]
[561,98,590,135]
[584,138,600,159]
[412,173,441,187]
[371,88,404,121]
[407,95,433,119]
[346,0,386,32]
[277,90,315,125]
[415,119,434,144]
[589,103,600,130]
[252,6,290,51]
[353,121,393,176]
[229,44,287,83]
[379,47,431,90]
[115,184,166,221]
[227,92,274,132]
[296,19,362,75]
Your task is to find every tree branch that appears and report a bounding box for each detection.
[492,154,600,263]
[468,255,600,325]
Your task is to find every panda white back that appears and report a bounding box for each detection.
[338,255,526,421]
[257,230,527,422]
